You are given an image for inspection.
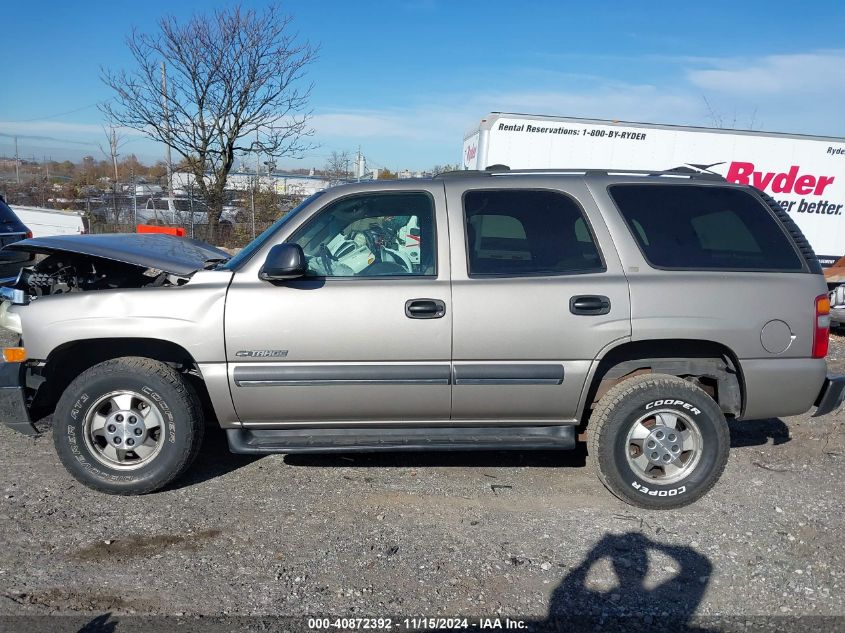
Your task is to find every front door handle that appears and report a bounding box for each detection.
[570,295,611,315]
[405,298,446,319]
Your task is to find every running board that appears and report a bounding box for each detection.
[226,425,576,454]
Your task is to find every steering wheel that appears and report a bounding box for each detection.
[317,243,335,276]
[363,227,381,256]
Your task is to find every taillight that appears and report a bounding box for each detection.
[813,294,830,359]
[25,231,32,239]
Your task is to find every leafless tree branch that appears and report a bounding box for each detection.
[324,151,351,185]
[100,3,317,241]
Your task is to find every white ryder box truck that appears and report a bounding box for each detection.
[462,113,845,267]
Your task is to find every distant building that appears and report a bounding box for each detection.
[173,171,331,197]
[398,169,427,179]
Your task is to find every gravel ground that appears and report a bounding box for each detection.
[0,330,844,629]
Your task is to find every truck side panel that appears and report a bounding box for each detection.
[476,113,845,265]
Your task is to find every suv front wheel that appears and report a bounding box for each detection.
[589,373,730,509]
[53,357,204,494]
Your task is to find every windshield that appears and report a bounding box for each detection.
[218,191,325,270]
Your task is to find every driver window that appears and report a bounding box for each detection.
[289,192,436,277]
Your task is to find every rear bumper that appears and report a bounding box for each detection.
[0,362,37,435]
[813,375,845,417]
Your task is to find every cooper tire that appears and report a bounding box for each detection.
[53,357,204,495]
[589,373,729,509]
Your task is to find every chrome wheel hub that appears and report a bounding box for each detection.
[625,409,703,484]
[83,391,165,470]
[643,426,682,466]
[104,409,148,449]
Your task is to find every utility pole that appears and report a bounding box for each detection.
[161,61,173,197]
[188,181,195,239]
[13,136,20,185]
[251,129,259,239]
[104,127,121,222]
[130,163,137,228]
[107,130,119,186]
[255,129,261,185]
[356,146,361,183]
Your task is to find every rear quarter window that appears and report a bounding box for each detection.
[608,184,804,271]
[0,200,21,224]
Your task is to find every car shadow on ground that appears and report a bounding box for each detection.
[282,442,588,469]
[283,416,791,470]
[67,534,712,633]
[728,417,790,447]
[165,426,259,490]
[168,417,790,488]
[530,532,713,632]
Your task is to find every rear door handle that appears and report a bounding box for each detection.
[570,295,611,315]
[405,298,446,319]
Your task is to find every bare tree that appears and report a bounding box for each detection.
[429,163,460,176]
[99,125,128,223]
[101,4,316,241]
[324,150,351,185]
[702,96,759,131]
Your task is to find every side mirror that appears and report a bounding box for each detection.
[259,243,307,281]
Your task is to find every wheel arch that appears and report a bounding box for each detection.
[577,338,745,427]
[32,338,214,422]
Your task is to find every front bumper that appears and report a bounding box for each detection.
[0,362,36,435]
[813,374,845,417]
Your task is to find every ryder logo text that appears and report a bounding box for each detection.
[726,161,843,217]
[726,162,835,195]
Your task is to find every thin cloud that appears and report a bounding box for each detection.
[686,50,845,95]
[7,49,844,168]
[313,49,845,159]
[0,120,104,136]
[312,107,468,143]
[313,85,704,149]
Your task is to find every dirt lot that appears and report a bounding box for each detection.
[0,331,844,631]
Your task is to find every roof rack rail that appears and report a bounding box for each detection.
[433,164,512,179]
[434,165,726,181]
[486,165,725,181]
[433,169,493,178]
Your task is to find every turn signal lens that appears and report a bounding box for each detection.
[2,347,27,363]
[813,294,830,359]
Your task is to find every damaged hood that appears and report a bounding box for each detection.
[4,233,230,276]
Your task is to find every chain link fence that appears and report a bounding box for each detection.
[3,188,297,250]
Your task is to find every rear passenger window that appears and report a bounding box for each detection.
[463,190,604,276]
[609,185,803,271]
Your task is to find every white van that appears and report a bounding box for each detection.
[11,206,86,238]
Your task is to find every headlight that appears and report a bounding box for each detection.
[0,301,22,334]
[0,286,29,305]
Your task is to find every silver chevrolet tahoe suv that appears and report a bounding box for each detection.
[1,167,843,509]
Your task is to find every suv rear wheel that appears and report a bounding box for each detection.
[53,357,204,494]
[589,373,730,509]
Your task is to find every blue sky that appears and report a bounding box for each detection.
[2,0,844,171]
